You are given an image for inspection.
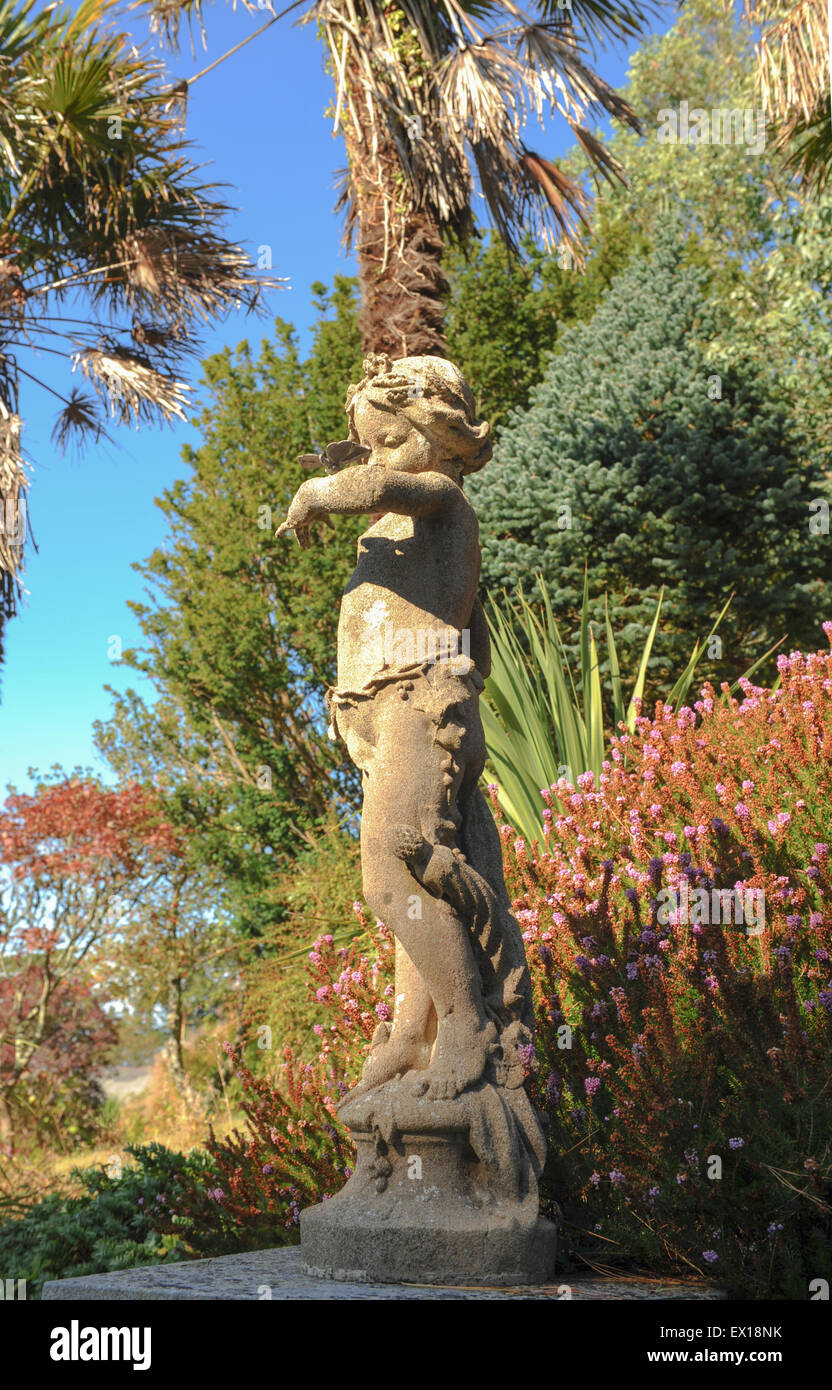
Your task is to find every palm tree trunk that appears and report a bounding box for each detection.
[343,84,448,360]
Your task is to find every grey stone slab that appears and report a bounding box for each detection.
[42,1246,727,1301]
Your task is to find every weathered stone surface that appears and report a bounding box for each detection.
[276,354,557,1284]
[42,1246,728,1300]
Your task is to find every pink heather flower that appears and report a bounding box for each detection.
[315,985,331,1002]
[487,782,499,792]
[735,802,751,820]
[313,1024,323,1036]
[715,782,726,797]
[584,1076,602,1097]
[375,1002,392,1022]
[741,780,755,792]
[777,812,791,827]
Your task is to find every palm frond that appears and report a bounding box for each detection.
[72,345,192,425]
[0,391,27,619]
[745,0,832,183]
[749,0,830,126]
[50,389,110,453]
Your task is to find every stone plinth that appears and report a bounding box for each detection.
[300,1076,557,1286]
[41,1246,727,1300]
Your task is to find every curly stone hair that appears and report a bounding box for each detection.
[345,352,492,476]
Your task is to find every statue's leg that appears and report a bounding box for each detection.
[357,687,498,1100]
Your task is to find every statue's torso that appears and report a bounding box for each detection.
[337,497,480,690]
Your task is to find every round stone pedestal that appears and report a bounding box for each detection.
[301,1124,557,1286]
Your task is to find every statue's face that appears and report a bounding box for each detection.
[352,389,437,474]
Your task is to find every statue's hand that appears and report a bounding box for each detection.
[275,481,334,549]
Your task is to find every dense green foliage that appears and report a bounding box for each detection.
[471,227,831,683]
[0,1145,215,1297]
[444,209,642,429]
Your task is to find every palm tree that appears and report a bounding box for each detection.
[745,0,832,187]
[0,0,276,654]
[136,0,649,357]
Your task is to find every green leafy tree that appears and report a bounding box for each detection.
[444,207,643,429]
[471,226,832,683]
[562,0,832,455]
[98,278,365,939]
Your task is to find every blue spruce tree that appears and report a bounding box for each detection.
[471,225,831,681]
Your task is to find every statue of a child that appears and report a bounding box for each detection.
[277,353,533,1104]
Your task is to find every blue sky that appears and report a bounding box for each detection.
[0,2,655,793]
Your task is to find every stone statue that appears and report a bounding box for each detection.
[276,353,557,1285]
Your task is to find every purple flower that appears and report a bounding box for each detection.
[375,1001,392,1022]
[818,990,832,1014]
[728,1137,744,1150]
[702,1250,719,1264]
[647,1186,660,1199]
[626,961,639,980]
[609,1170,627,1187]
[584,1077,602,1098]
[262,1164,274,1175]
[590,1171,601,1187]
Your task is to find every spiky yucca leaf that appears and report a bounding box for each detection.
[481,575,732,845]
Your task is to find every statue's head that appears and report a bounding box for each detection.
[345,353,492,481]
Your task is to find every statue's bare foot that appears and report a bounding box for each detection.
[345,1023,432,1100]
[413,1017,498,1101]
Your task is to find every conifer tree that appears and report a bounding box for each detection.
[471,226,832,682]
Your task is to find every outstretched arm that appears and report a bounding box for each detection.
[275,467,458,548]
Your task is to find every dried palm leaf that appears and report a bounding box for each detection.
[72,345,192,425]
[0,394,27,617]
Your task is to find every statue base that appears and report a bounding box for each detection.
[300,1081,558,1286]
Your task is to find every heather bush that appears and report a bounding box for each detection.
[505,630,832,1298]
